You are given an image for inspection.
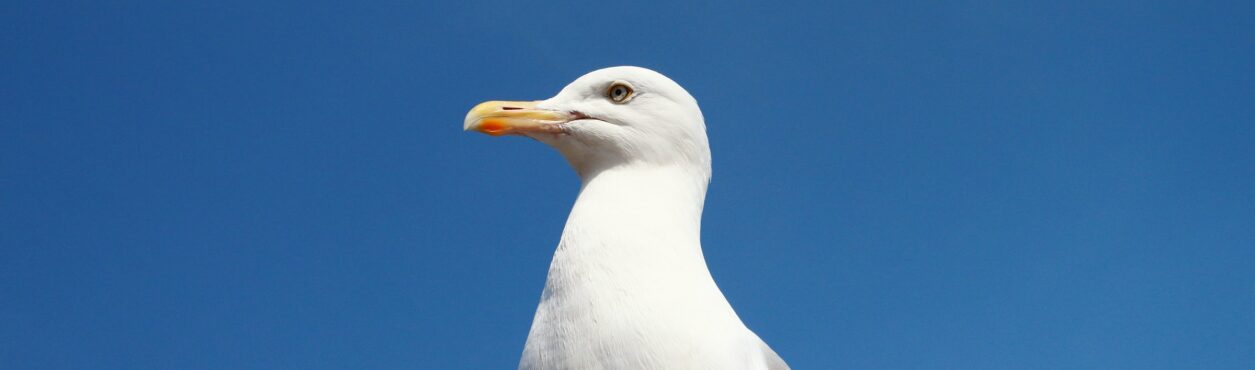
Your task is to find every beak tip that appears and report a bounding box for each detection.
[463,113,480,132]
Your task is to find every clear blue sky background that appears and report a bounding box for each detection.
[3,1,1253,369]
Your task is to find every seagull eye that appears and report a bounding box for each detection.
[606,82,634,103]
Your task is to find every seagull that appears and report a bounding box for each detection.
[464,66,789,370]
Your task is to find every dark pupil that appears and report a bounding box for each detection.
[614,88,623,97]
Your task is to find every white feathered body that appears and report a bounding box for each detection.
[518,166,783,370]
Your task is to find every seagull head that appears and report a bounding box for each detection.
[465,66,711,178]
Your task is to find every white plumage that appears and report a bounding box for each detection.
[465,66,788,370]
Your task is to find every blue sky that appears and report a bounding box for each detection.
[3,1,1253,369]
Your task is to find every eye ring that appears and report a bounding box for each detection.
[606,82,634,103]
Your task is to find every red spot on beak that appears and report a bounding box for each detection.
[478,119,508,136]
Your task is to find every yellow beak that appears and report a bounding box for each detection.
[463,101,575,136]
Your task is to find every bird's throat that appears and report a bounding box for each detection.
[538,164,726,303]
[562,165,708,256]
[522,164,744,364]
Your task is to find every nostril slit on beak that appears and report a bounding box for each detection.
[501,106,524,111]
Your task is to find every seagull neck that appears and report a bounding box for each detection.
[529,164,746,355]
[545,163,723,307]
[561,164,709,255]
